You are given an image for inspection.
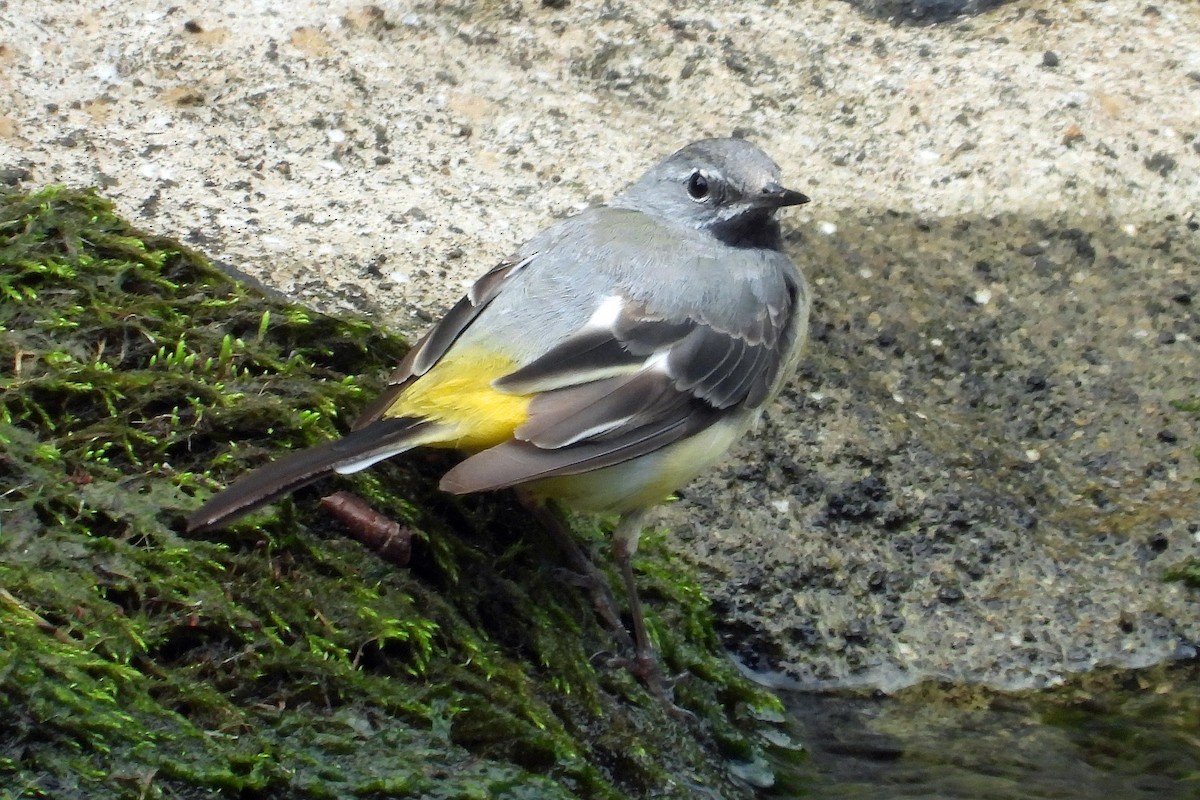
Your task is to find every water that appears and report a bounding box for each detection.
[769,663,1200,799]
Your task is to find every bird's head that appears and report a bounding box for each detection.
[613,137,809,247]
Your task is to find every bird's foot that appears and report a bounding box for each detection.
[624,652,696,721]
[549,566,634,650]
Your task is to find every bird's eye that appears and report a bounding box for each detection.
[686,172,710,201]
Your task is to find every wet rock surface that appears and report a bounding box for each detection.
[4,0,1198,691]
[673,208,1199,689]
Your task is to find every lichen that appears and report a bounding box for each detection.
[0,187,791,798]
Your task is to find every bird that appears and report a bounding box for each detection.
[187,137,811,684]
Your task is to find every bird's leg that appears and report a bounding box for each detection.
[612,513,695,716]
[611,510,660,685]
[527,500,680,705]
[524,499,632,649]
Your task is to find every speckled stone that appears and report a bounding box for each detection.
[3,0,1198,692]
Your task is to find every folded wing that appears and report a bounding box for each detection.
[440,286,798,494]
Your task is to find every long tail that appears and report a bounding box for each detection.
[186,417,432,532]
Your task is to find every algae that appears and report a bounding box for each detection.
[0,187,789,799]
[1165,398,1200,590]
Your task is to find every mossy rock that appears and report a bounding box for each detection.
[0,187,794,799]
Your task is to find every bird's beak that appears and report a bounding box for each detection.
[757,183,810,208]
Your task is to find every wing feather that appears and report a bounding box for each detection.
[493,329,644,394]
[439,404,717,494]
[515,370,689,448]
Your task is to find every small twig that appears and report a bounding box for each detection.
[0,587,76,644]
[319,491,412,566]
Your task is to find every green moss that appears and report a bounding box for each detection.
[0,187,787,798]
[1164,561,1200,588]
